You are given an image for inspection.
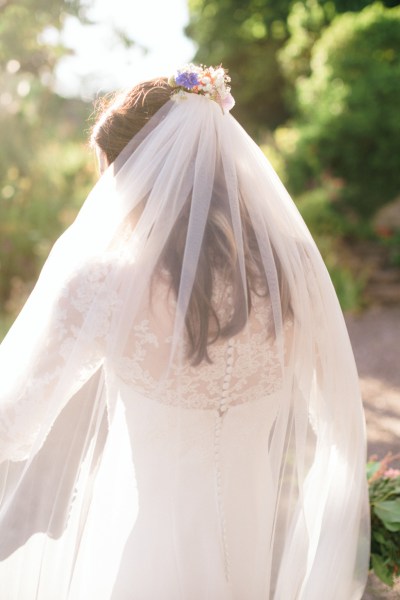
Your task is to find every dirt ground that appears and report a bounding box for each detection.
[346,306,400,462]
[345,306,400,599]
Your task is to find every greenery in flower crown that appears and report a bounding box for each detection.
[367,453,400,587]
[168,64,235,113]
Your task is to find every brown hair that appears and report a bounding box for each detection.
[91,79,290,365]
[91,78,172,165]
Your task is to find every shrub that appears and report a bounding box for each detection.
[281,3,400,218]
[0,133,95,316]
[295,187,366,310]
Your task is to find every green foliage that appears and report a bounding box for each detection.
[186,0,294,134]
[186,0,399,135]
[0,0,83,74]
[279,0,336,94]
[382,231,400,267]
[0,0,95,321]
[295,187,366,309]
[280,3,400,218]
[0,314,13,342]
[295,186,349,236]
[368,455,400,587]
[0,128,95,311]
[327,258,365,310]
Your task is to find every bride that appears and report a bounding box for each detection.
[0,64,369,599]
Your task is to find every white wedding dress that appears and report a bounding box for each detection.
[0,93,370,599]
[0,269,287,600]
[108,278,283,600]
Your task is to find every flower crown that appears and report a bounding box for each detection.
[168,64,235,113]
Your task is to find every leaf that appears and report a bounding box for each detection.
[384,521,400,533]
[372,531,386,545]
[367,460,381,480]
[374,499,400,528]
[371,554,394,587]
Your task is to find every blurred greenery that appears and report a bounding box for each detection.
[295,187,368,309]
[279,3,400,219]
[187,0,399,135]
[0,0,96,325]
[1,0,400,334]
[187,1,400,312]
[186,0,293,134]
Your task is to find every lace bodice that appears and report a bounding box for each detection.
[112,272,286,412]
[0,260,287,463]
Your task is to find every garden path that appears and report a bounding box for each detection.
[346,306,400,599]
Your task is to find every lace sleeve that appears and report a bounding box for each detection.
[0,261,118,463]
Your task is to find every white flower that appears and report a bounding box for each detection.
[169,63,235,113]
[171,89,189,103]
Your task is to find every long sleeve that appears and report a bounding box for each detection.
[0,260,117,464]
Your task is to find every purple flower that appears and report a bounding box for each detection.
[175,71,199,89]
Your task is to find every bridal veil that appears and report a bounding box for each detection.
[0,88,370,598]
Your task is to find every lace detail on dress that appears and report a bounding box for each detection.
[0,261,118,463]
[112,278,287,411]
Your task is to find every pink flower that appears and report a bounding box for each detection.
[219,92,235,113]
[384,468,400,479]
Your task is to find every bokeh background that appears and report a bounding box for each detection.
[1,1,400,595]
[1,0,400,325]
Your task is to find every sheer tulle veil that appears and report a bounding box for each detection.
[0,88,369,598]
